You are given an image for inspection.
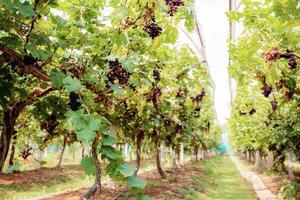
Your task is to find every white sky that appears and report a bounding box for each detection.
[179,0,232,125]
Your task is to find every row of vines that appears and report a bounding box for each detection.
[228,0,299,198]
[0,0,220,199]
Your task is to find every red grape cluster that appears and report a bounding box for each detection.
[194,89,206,102]
[165,0,184,16]
[262,49,280,61]
[152,86,162,106]
[153,69,160,82]
[108,60,130,85]
[68,92,81,111]
[271,100,277,111]
[176,88,186,98]
[20,145,32,159]
[249,108,256,115]
[263,49,298,70]
[261,81,272,98]
[40,114,59,133]
[144,20,162,39]
[164,118,171,126]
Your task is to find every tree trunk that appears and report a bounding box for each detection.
[135,133,143,176]
[80,137,101,200]
[8,134,17,168]
[0,111,15,172]
[160,142,165,170]
[179,143,184,167]
[56,136,67,168]
[287,151,294,179]
[81,146,85,159]
[155,143,166,179]
[0,87,53,173]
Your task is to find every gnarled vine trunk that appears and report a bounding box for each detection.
[0,111,15,172]
[155,143,166,179]
[56,136,67,168]
[80,137,101,200]
[134,131,143,176]
[0,87,53,173]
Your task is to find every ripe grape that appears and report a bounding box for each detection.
[20,145,32,159]
[152,86,162,106]
[288,56,297,70]
[40,114,59,133]
[143,21,162,39]
[261,82,272,98]
[68,92,81,111]
[153,69,160,81]
[262,49,280,61]
[165,0,184,16]
[194,89,206,102]
[107,60,130,85]
[270,100,277,111]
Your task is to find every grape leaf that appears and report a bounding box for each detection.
[116,163,136,177]
[63,76,83,92]
[66,110,100,144]
[126,176,146,188]
[81,156,96,175]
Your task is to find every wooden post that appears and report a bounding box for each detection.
[255,150,261,168]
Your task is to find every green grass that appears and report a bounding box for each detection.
[186,156,256,200]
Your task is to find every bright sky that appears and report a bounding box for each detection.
[179,0,232,125]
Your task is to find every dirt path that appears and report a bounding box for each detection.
[230,155,278,200]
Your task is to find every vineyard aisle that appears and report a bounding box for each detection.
[230,155,278,200]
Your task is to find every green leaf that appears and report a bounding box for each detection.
[101,146,120,159]
[116,163,136,177]
[102,135,115,146]
[81,156,96,175]
[126,176,146,188]
[107,82,123,94]
[63,76,83,92]
[16,1,35,17]
[50,69,66,88]
[66,110,100,144]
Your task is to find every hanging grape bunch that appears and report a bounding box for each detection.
[164,118,171,126]
[107,60,130,85]
[152,86,162,107]
[263,49,299,70]
[20,144,32,159]
[270,99,277,111]
[144,20,162,39]
[153,69,160,82]
[40,114,59,133]
[249,108,256,115]
[68,92,81,111]
[165,0,184,16]
[261,81,272,98]
[194,89,206,102]
[176,88,186,98]
[262,49,280,61]
[175,124,183,132]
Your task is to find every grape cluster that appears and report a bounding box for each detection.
[175,124,182,132]
[108,60,130,85]
[152,86,162,106]
[153,69,160,82]
[271,100,277,111]
[20,145,32,159]
[261,81,272,98]
[164,118,171,126]
[262,49,280,61]
[68,92,81,111]
[40,114,59,133]
[144,21,162,39]
[249,108,256,115]
[176,88,186,98]
[165,0,184,16]
[194,89,206,102]
[263,49,298,70]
